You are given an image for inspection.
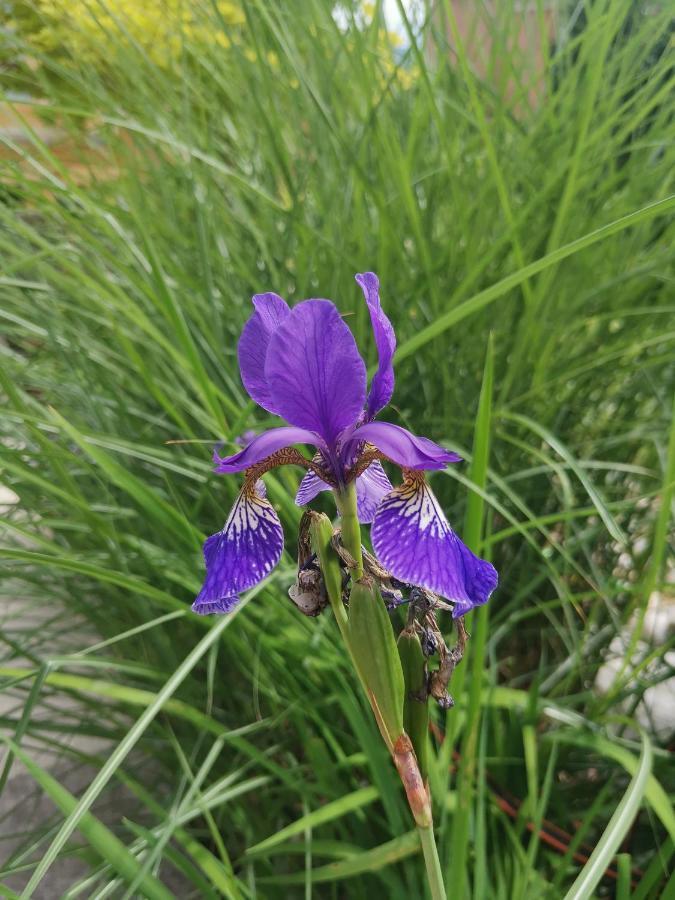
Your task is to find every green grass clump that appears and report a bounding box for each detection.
[1,0,674,896]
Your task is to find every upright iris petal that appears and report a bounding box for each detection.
[371,472,498,616]
[265,300,367,445]
[237,292,290,413]
[192,482,284,615]
[356,272,396,419]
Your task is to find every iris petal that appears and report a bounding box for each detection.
[237,292,290,413]
[356,272,396,419]
[214,426,320,474]
[295,469,329,506]
[192,484,284,615]
[265,300,367,445]
[355,460,393,523]
[347,421,461,471]
[371,473,497,616]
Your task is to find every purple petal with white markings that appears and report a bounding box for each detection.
[265,300,367,445]
[295,468,330,507]
[355,272,396,419]
[346,421,461,471]
[371,473,497,616]
[237,292,290,413]
[355,460,393,523]
[192,593,240,616]
[213,426,320,474]
[192,485,284,615]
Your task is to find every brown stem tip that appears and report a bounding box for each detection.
[393,733,432,828]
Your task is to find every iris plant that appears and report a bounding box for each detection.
[192,272,497,899]
[193,272,497,617]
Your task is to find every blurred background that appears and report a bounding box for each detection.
[0,1,673,897]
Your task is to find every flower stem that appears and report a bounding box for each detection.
[335,482,364,580]
[418,824,446,900]
[313,503,443,898]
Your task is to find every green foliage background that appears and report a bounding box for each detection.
[0,0,673,896]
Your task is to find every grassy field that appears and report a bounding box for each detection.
[1,1,674,896]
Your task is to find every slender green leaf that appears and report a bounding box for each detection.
[246,786,380,857]
[256,831,421,884]
[563,733,653,900]
[5,741,175,900]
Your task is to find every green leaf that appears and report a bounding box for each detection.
[551,729,675,845]
[348,580,405,746]
[397,629,429,782]
[256,831,421,885]
[394,196,675,363]
[17,604,251,896]
[563,732,653,900]
[447,334,494,889]
[246,786,379,857]
[502,410,625,544]
[4,740,175,900]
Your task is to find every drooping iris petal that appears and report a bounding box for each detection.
[265,300,367,445]
[213,426,320,474]
[295,468,330,507]
[355,272,396,419]
[355,460,393,523]
[347,421,461,471]
[443,539,500,617]
[192,584,239,616]
[192,484,284,615]
[237,292,290,413]
[371,473,497,616]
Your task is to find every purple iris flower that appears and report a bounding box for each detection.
[193,272,498,617]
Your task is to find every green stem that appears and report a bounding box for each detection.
[335,482,364,580]
[312,507,442,898]
[418,824,446,900]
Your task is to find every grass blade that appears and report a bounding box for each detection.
[395,195,675,362]
[563,732,653,900]
[256,831,421,885]
[4,740,175,900]
[246,786,379,857]
[446,335,494,892]
[17,605,249,897]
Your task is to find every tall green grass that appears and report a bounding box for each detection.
[1,0,673,896]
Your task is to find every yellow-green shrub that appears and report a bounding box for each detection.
[8,0,246,69]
